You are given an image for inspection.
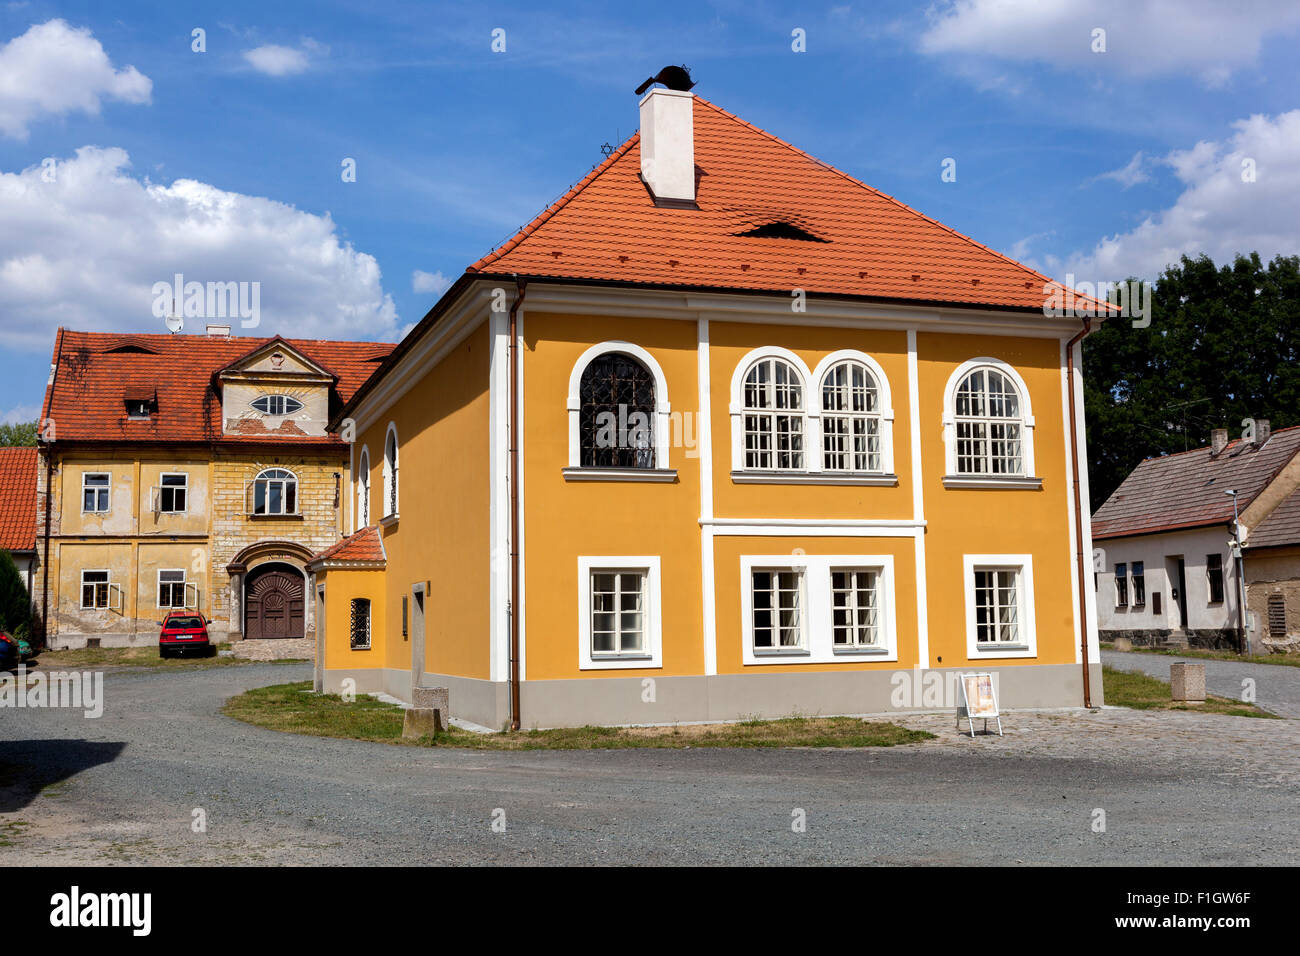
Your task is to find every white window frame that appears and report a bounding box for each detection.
[741,554,898,665]
[730,347,896,484]
[356,446,370,529]
[565,341,672,472]
[382,422,399,521]
[157,472,188,514]
[157,568,190,609]
[251,394,303,416]
[250,467,299,516]
[577,556,663,670]
[80,569,111,609]
[942,358,1039,489]
[963,554,1037,659]
[82,472,111,513]
[350,597,372,650]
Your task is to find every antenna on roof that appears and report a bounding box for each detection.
[164,295,183,334]
[634,64,694,96]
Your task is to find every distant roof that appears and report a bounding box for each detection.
[308,525,386,567]
[1248,487,1300,550]
[1092,427,1300,540]
[42,329,394,445]
[0,446,37,552]
[469,95,1068,311]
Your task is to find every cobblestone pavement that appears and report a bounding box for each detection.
[1101,649,1300,719]
[2,664,1298,865]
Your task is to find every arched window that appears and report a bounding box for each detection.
[356,447,370,529]
[252,468,297,515]
[743,356,804,470]
[579,352,656,468]
[942,359,1036,482]
[383,425,398,518]
[820,360,882,472]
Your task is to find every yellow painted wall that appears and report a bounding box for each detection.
[318,567,387,670]
[917,332,1077,667]
[355,322,493,680]
[522,311,703,679]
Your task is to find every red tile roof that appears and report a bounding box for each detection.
[1247,487,1300,550]
[308,525,385,566]
[1092,427,1300,539]
[469,95,1066,311]
[0,446,37,552]
[41,329,393,445]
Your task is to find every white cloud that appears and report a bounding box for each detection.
[920,0,1300,85]
[243,38,326,76]
[1,402,38,425]
[1044,110,1300,281]
[411,269,450,295]
[1088,151,1150,189]
[0,19,150,139]
[0,146,399,351]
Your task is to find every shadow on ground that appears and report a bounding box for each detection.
[0,740,127,812]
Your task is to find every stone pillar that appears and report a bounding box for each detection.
[226,570,243,641]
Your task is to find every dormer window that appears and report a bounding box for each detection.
[251,395,303,416]
[124,389,157,420]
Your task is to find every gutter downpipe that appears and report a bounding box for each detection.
[39,442,53,648]
[1066,317,1094,707]
[508,277,526,730]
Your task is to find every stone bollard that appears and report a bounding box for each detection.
[1170,662,1206,703]
[402,686,450,738]
[1113,636,1132,652]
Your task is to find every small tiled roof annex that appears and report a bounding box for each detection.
[469,95,1066,311]
[1091,427,1300,540]
[308,525,386,566]
[41,329,394,445]
[0,446,37,552]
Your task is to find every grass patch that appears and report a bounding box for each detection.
[1102,643,1300,669]
[1102,665,1278,718]
[24,645,306,672]
[0,820,30,848]
[222,681,935,750]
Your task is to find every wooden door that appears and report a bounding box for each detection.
[246,569,305,639]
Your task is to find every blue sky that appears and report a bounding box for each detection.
[2,0,1299,423]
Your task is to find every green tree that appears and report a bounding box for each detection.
[0,549,30,638]
[1084,252,1300,508]
[0,421,38,446]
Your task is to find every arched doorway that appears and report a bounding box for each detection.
[245,562,305,639]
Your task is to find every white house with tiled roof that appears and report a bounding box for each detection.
[1092,420,1300,650]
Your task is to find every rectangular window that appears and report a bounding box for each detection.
[751,568,805,650]
[82,473,110,513]
[1206,553,1225,604]
[590,570,647,656]
[1115,562,1129,607]
[159,473,188,513]
[973,568,1022,644]
[81,570,110,609]
[158,570,187,608]
[830,568,881,648]
[350,598,371,650]
[1153,592,1162,615]
[401,595,408,637]
[1131,561,1146,606]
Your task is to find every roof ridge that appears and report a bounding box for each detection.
[1134,423,1300,464]
[470,131,641,273]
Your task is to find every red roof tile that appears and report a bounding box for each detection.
[42,329,393,445]
[0,446,37,552]
[309,525,385,565]
[469,95,1067,310]
[1092,427,1300,539]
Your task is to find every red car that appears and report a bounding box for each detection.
[158,612,212,658]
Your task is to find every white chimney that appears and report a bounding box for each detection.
[639,87,695,203]
[206,324,231,338]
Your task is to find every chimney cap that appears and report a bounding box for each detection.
[635,65,695,96]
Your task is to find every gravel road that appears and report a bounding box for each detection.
[2,663,1297,865]
[1101,649,1300,718]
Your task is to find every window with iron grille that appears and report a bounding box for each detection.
[751,568,805,650]
[830,568,881,648]
[384,428,399,516]
[578,353,656,468]
[1268,594,1286,638]
[820,361,882,472]
[350,598,371,650]
[954,367,1024,475]
[743,358,804,470]
[356,449,370,527]
[1114,562,1129,607]
[974,567,1022,643]
[1206,553,1225,603]
[1131,561,1145,606]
